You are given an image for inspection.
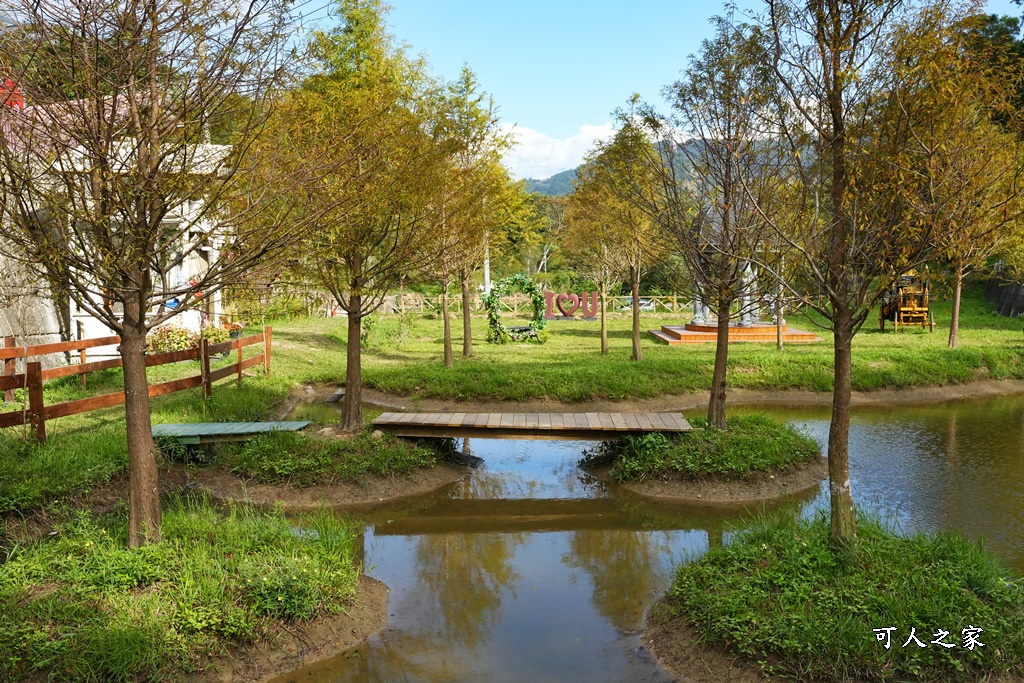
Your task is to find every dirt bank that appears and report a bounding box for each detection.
[176,462,468,511]
[196,575,388,683]
[590,455,827,506]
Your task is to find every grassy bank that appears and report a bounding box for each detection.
[581,414,820,482]
[218,431,446,487]
[660,515,1024,682]
[0,495,361,682]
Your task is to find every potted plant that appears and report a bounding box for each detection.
[226,321,246,339]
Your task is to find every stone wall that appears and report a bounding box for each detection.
[0,252,65,369]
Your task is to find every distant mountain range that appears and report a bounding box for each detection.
[523,167,578,196]
[523,140,702,197]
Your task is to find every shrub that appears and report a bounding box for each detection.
[202,326,230,345]
[146,325,198,353]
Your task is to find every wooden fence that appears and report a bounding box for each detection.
[0,327,272,443]
[382,293,695,316]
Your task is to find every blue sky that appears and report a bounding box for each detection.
[329,0,1024,180]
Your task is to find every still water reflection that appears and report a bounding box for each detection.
[272,396,1024,682]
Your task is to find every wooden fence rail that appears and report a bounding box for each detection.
[382,293,695,316]
[0,327,272,443]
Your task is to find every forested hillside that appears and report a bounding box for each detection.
[524,167,577,195]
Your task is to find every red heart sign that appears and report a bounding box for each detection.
[556,293,580,317]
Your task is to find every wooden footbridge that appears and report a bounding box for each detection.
[372,411,692,440]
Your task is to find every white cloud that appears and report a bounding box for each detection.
[501,122,616,180]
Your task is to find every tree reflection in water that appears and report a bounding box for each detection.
[563,529,675,630]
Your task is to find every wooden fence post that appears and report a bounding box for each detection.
[27,361,45,443]
[264,326,272,376]
[3,336,14,403]
[200,338,211,400]
[76,321,87,389]
[236,337,243,387]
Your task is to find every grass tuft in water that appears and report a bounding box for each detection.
[581,413,820,482]
[220,429,441,487]
[663,513,1024,682]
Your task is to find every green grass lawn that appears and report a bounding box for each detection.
[276,285,1024,401]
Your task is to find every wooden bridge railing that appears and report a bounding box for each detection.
[0,327,272,443]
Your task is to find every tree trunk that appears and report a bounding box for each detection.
[341,296,363,431]
[828,307,858,547]
[948,262,962,349]
[600,280,609,356]
[707,291,731,430]
[441,281,453,368]
[460,269,473,357]
[776,279,784,351]
[120,314,161,548]
[630,268,642,361]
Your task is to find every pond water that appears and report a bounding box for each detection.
[270,396,1024,682]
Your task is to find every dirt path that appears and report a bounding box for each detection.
[360,378,1024,414]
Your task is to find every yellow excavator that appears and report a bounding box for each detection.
[880,270,934,332]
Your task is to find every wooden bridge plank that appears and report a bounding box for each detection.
[665,413,688,430]
[371,411,692,440]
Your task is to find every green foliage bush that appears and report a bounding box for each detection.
[146,325,199,353]
[201,326,231,345]
[581,413,819,482]
[664,514,1024,682]
[0,497,360,682]
[222,429,440,487]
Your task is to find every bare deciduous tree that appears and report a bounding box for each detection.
[0,0,312,547]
